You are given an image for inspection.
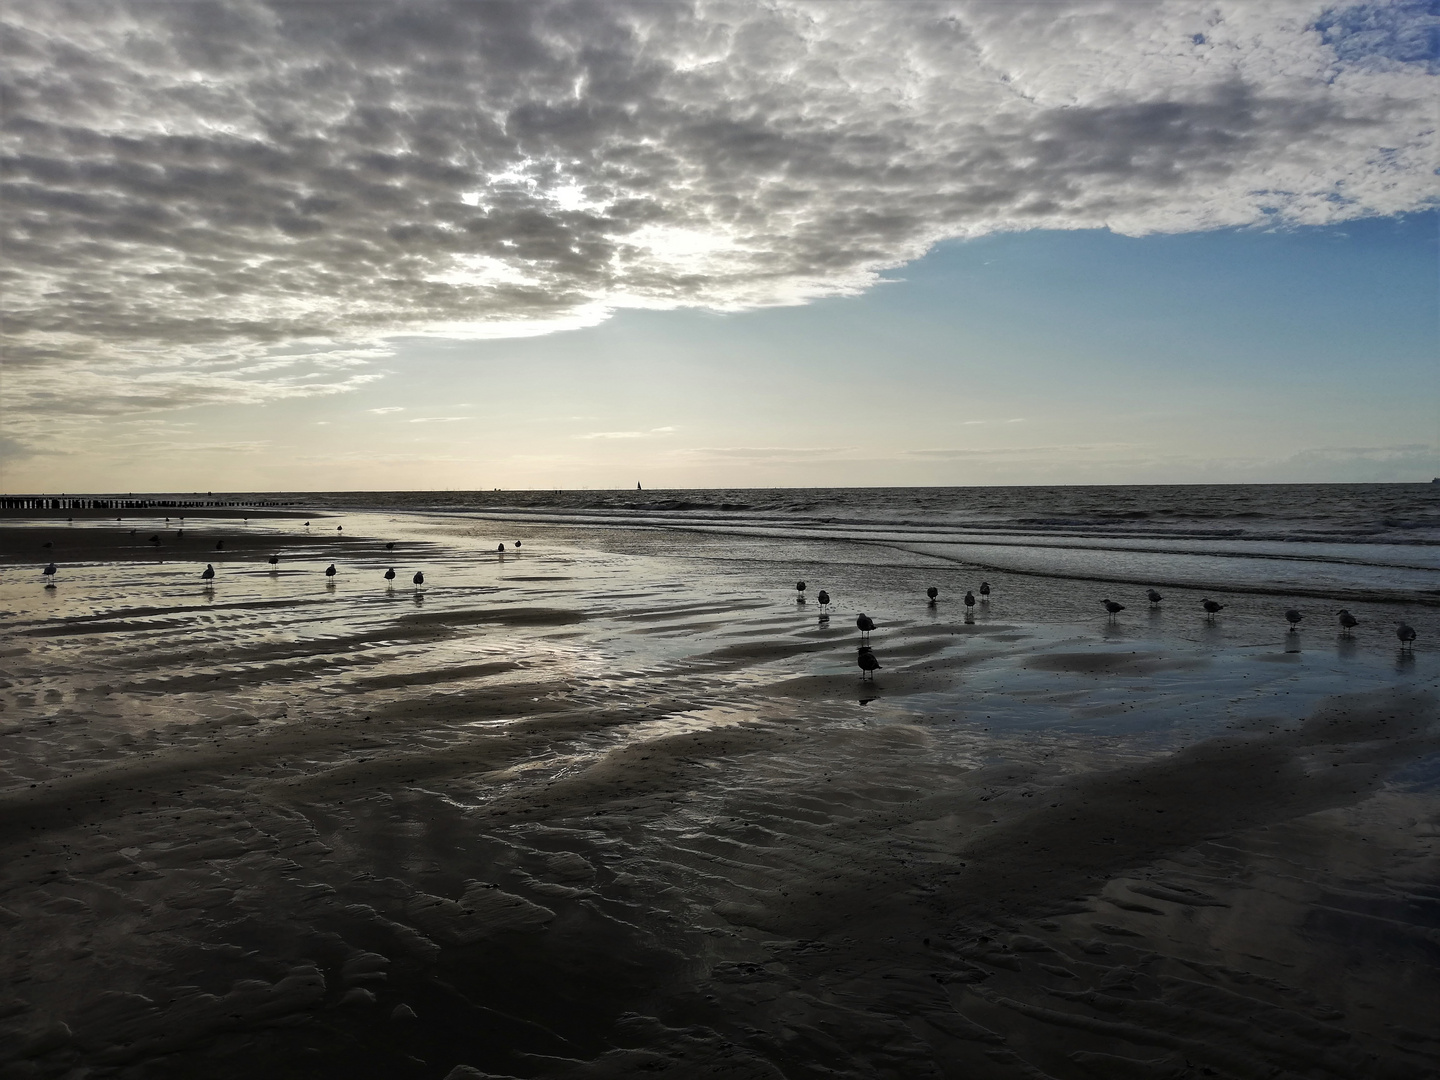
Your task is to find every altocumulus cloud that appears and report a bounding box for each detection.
[2,0,1435,451]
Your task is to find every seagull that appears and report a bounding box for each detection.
[796,580,807,602]
[857,646,880,682]
[268,554,280,568]
[856,613,875,644]
[514,541,522,549]
[176,529,184,538]
[1202,599,1226,619]
[817,589,831,612]
[384,567,396,583]
[1285,609,1303,631]
[1396,621,1416,650]
[1146,589,1163,606]
[1338,610,1358,635]
[42,562,57,586]
[497,543,505,552]
[325,564,337,579]
[979,582,991,602]
[385,542,395,550]
[201,564,215,583]
[215,540,224,551]
[926,586,938,604]
[148,534,160,544]
[1102,598,1125,617]
[412,571,425,591]
[337,526,343,533]
[964,591,976,613]
[42,540,52,549]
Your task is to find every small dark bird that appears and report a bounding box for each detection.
[497,543,506,552]
[42,541,52,549]
[201,564,215,582]
[325,564,337,579]
[337,526,342,532]
[515,541,522,548]
[1396,621,1416,649]
[1285,609,1303,630]
[817,589,830,611]
[384,568,396,582]
[1147,589,1163,606]
[413,571,424,590]
[926,586,938,603]
[857,647,881,682]
[268,554,279,567]
[856,613,875,644]
[1202,599,1225,618]
[215,540,224,551]
[305,521,310,527]
[1102,598,1125,616]
[385,542,395,550]
[1338,609,1358,634]
[964,591,976,611]
[979,582,991,602]
[42,562,57,586]
[148,534,160,544]
[796,580,807,602]
[176,529,183,538]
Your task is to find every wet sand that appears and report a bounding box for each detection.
[1,511,1437,1079]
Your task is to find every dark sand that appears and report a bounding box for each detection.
[1,511,1437,1079]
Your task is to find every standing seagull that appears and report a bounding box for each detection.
[964,591,976,614]
[926,586,939,604]
[1102,598,1125,618]
[325,564,337,581]
[201,564,215,584]
[1202,599,1226,619]
[796,580,807,603]
[42,562,57,587]
[385,542,395,550]
[979,581,991,602]
[856,613,875,644]
[514,541,522,549]
[384,567,396,585]
[1396,621,1416,650]
[497,543,506,553]
[413,571,425,593]
[1338,610,1358,635]
[268,554,280,570]
[1147,589,1163,607]
[816,589,831,612]
[1285,609,1303,631]
[857,646,880,683]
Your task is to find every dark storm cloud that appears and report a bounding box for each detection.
[1,0,1434,435]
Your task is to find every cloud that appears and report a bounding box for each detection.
[578,426,676,439]
[368,406,405,414]
[408,416,469,423]
[2,0,1435,446]
[905,443,1137,458]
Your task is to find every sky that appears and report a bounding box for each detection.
[1,0,1436,492]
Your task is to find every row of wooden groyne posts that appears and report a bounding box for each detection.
[0,496,301,511]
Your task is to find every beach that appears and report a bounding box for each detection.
[1,489,1437,1079]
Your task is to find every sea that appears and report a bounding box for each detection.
[286,483,1440,605]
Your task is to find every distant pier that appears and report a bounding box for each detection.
[0,495,299,511]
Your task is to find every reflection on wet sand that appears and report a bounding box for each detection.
[0,511,1437,1079]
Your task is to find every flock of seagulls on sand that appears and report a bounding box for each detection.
[787,578,1420,683]
[27,533,1422,685]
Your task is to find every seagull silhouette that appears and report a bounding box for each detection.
[816,589,831,612]
[268,554,279,568]
[1147,589,1163,606]
[413,571,425,592]
[926,586,938,604]
[42,562,57,586]
[201,564,215,583]
[856,613,875,644]
[325,564,337,580]
[1102,598,1125,617]
[1338,610,1358,635]
[1285,609,1303,631]
[1202,599,1226,619]
[979,582,991,602]
[857,646,880,682]
[1396,621,1416,650]
[796,580,807,602]
[384,568,396,583]
[964,591,976,613]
